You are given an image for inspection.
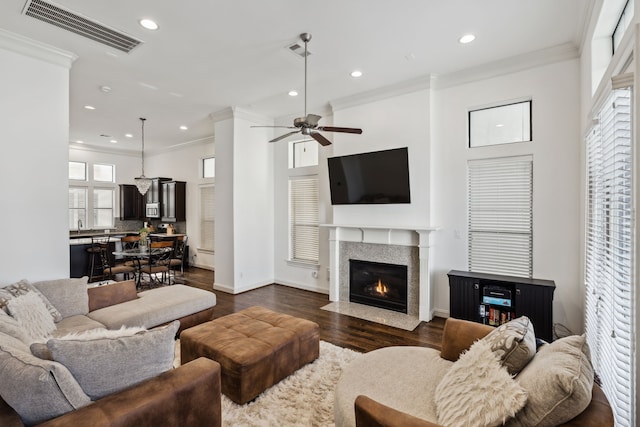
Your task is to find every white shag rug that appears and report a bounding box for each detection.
[174,340,361,426]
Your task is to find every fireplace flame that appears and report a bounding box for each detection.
[374,279,388,296]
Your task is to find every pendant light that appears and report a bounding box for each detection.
[134,117,152,195]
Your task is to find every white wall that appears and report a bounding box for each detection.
[0,31,75,284]
[431,59,583,333]
[213,108,275,294]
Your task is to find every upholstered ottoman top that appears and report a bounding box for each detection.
[180,306,320,404]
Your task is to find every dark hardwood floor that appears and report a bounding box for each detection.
[180,266,445,353]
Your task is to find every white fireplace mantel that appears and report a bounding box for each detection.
[320,224,439,322]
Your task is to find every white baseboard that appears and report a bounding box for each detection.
[275,280,329,295]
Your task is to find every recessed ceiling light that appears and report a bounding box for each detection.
[110,139,118,143]
[84,105,96,110]
[76,140,84,144]
[99,85,111,93]
[288,90,299,97]
[139,18,158,30]
[495,124,505,128]
[458,34,476,44]
[179,125,188,131]
[125,133,133,138]
[350,70,363,78]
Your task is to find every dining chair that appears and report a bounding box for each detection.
[97,239,136,282]
[120,235,148,268]
[138,240,174,287]
[168,235,188,283]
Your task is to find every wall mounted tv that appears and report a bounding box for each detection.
[327,147,411,205]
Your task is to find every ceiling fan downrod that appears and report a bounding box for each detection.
[301,32,311,118]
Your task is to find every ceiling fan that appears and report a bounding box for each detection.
[252,33,363,146]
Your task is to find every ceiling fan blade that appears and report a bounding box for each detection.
[251,125,297,129]
[317,126,363,134]
[269,130,301,143]
[305,114,322,127]
[310,131,332,146]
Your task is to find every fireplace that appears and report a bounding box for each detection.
[349,259,408,313]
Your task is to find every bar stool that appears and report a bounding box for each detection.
[87,236,110,282]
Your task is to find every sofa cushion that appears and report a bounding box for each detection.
[47,320,179,400]
[32,277,89,319]
[482,316,536,375]
[6,292,56,343]
[87,284,216,329]
[506,334,594,427]
[0,310,31,346]
[52,315,107,337]
[435,339,528,427]
[0,333,91,425]
[0,279,62,322]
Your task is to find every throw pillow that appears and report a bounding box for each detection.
[87,279,138,312]
[435,339,528,427]
[482,316,537,375]
[0,280,62,322]
[31,325,147,360]
[6,292,57,343]
[47,320,179,400]
[32,277,89,319]
[506,334,594,427]
[0,342,91,425]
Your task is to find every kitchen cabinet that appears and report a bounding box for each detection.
[161,181,186,222]
[145,177,170,218]
[119,184,144,220]
[447,270,556,342]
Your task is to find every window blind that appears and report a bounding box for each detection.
[585,87,634,427]
[200,185,214,251]
[468,156,533,278]
[289,176,319,263]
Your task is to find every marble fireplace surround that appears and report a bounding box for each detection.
[322,224,438,322]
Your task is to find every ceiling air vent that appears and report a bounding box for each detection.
[23,0,143,53]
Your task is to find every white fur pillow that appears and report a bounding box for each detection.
[435,339,528,427]
[6,292,57,343]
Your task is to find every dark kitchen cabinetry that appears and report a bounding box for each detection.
[145,177,171,218]
[447,270,556,342]
[119,184,144,220]
[161,181,186,222]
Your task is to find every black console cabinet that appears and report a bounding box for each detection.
[447,270,556,342]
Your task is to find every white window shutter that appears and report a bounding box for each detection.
[585,87,633,427]
[289,176,319,263]
[468,156,533,278]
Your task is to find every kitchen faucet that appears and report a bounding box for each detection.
[77,219,83,234]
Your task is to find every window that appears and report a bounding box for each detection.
[200,184,214,251]
[289,139,318,168]
[69,187,87,230]
[289,176,319,264]
[469,100,532,147]
[69,161,116,230]
[612,0,634,53]
[93,164,114,182]
[585,86,634,426]
[93,188,114,228]
[69,161,86,181]
[468,156,533,278]
[203,157,215,178]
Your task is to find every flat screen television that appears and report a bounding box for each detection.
[327,147,411,205]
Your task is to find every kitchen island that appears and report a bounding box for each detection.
[69,230,140,279]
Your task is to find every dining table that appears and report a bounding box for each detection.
[112,246,173,288]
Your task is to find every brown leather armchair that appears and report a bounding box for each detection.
[0,357,222,427]
[354,318,614,427]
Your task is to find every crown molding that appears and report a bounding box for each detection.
[69,135,213,156]
[330,75,432,111]
[210,107,272,125]
[0,28,77,68]
[433,42,580,90]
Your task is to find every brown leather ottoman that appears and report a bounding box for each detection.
[180,306,320,404]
